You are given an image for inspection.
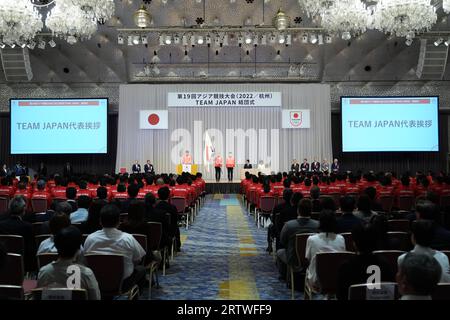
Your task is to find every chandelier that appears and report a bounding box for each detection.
[371,0,437,38]
[134,5,152,28]
[69,0,115,22]
[444,0,450,13]
[0,0,43,47]
[46,1,97,44]
[321,0,369,40]
[298,0,335,18]
[273,8,290,31]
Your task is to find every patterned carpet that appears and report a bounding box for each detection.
[147,194,292,300]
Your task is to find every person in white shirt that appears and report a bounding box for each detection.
[37,226,101,300]
[70,196,91,224]
[37,213,71,255]
[84,204,146,293]
[397,252,442,300]
[398,220,450,283]
[305,210,346,292]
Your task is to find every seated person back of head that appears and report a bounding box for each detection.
[37,226,100,300]
[336,223,394,300]
[83,204,146,292]
[397,252,442,300]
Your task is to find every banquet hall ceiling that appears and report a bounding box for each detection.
[4,0,450,83]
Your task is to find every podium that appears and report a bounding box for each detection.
[176,164,198,175]
[240,168,258,179]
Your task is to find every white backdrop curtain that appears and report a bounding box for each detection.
[116,83,332,180]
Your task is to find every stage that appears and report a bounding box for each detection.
[205,180,241,194]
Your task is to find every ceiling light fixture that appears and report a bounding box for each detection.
[273,8,290,31]
[133,5,151,28]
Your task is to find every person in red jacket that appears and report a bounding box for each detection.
[214,154,223,182]
[0,177,15,197]
[31,179,52,207]
[226,152,236,182]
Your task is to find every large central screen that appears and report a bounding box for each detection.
[10,98,108,154]
[341,96,439,152]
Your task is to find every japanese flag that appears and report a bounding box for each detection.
[140,110,168,129]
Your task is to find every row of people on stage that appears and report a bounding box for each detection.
[131,160,155,174]
[241,170,450,209]
[290,158,340,173]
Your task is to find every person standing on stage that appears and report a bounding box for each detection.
[132,160,141,174]
[214,154,223,182]
[182,150,193,164]
[311,158,320,173]
[291,159,299,173]
[321,158,330,173]
[226,152,235,182]
[300,158,310,172]
[244,160,252,169]
[144,160,154,174]
[331,158,340,173]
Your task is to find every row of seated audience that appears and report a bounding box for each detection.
[262,185,450,299]
[0,172,206,209]
[0,172,206,299]
[241,170,450,210]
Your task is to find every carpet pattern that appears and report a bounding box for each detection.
[148,194,292,300]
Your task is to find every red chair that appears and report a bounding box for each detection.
[440,195,450,209]
[379,196,394,213]
[148,222,166,277]
[32,222,44,236]
[37,253,58,269]
[349,282,399,300]
[247,190,257,214]
[398,195,415,211]
[340,233,355,252]
[289,233,315,300]
[0,253,37,294]
[85,254,138,300]
[0,196,9,215]
[305,251,355,299]
[31,198,48,213]
[0,235,24,255]
[134,232,159,299]
[432,283,450,300]
[387,231,411,251]
[257,196,276,229]
[388,219,410,232]
[0,285,24,300]
[170,197,191,230]
[328,193,341,210]
[373,250,405,281]
[31,288,87,300]
[35,234,51,249]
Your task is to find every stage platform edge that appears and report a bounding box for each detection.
[205,181,240,194]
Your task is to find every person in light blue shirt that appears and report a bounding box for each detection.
[70,196,91,224]
[37,213,70,255]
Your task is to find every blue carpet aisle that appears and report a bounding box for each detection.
[148,194,292,300]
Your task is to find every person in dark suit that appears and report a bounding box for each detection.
[336,223,394,300]
[331,158,340,173]
[336,195,363,233]
[290,159,299,172]
[144,193,171,248]
[132,160,141,174]
[0,196,35,271]
[311,159,321,173]
[244,160,252,169]
[154,187,181,253]
[276,192,303,237]
[0,164,8,177]
[144,160,154,174]
[300,158,309,172]
[63,162,73,177]
[38,162,47,177]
